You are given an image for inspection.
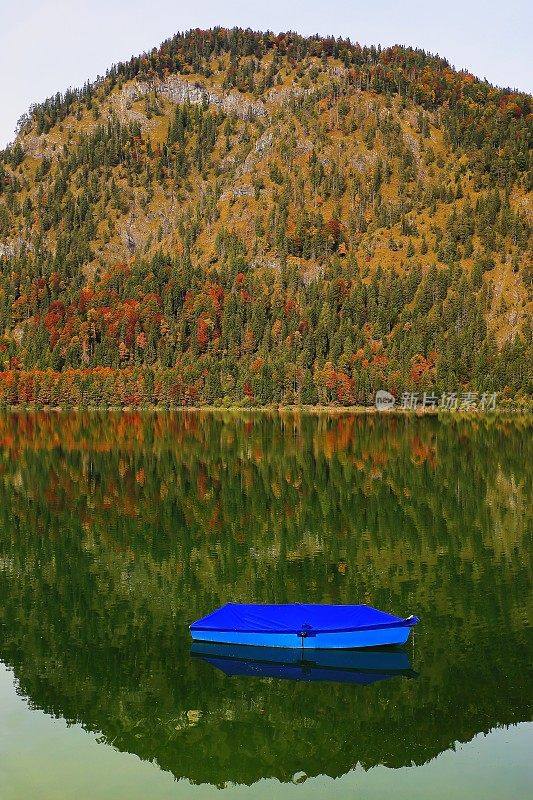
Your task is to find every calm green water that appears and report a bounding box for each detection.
[0,411,531,799]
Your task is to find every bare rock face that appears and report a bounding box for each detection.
[21,76,312,160]
[250,256,281,272]
[0,243,15,258]
[124,230,136,254]
[254,131,273,154]
[264,85,308,104]
[111,74,317,130]
[21,74,279,158]
[295,136,313,156]
[227,129,273,179]
[219,185,254,202]
[351,152,378,172]
[0,238,33,257]
[20,134,58,160]
[115,75,268,122]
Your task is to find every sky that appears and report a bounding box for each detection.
[1,0,532,147]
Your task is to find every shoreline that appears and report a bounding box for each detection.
[0,404,531,416]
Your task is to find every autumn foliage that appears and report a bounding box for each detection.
[0,28,531,406]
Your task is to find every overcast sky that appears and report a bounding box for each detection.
[1,0,531,147]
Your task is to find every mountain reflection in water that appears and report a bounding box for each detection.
[0,411,531,787]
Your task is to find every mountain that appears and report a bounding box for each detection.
[0,28,531,406]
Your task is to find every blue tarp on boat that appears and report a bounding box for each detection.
[190,603,418,635]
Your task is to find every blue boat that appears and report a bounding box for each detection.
[191,641,417,684]
[189,603,419,650]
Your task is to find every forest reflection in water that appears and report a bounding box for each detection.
[0,411,531,788]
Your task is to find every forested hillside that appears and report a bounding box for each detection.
[0,28,531,406]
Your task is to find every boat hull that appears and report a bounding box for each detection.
[190,625,413,649]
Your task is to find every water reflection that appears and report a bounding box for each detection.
[191,642,418,684]
[0,411,531,787]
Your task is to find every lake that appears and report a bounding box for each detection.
[0,411,531,799]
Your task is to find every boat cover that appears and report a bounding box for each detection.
[190,603,419,635]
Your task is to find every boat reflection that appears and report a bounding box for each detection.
[191,642,418,685]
